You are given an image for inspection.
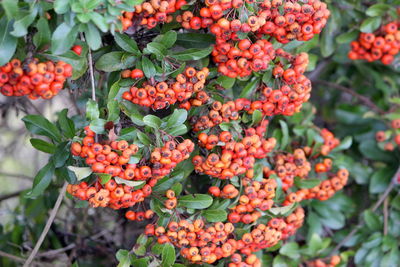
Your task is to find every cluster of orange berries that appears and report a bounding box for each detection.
[228,253,261,267]
[122,67,209,110]
[208,184,239,199]
[146,220,237,264]
[264,148,312,191]
[306,255,341,267]
[67,177,154,209]
[120,0,187,30]
[125,209,155,221]
[192,129,276,179]
[376,118,400,151]
[227,178,277,224]
[0,58,72,99]
[164,189,178,209]
[284,168,349,205]
[70,126,194,180]
[249,51,311,116]
[121,68,144,79]
[320,128,340,155]
[348,22,400,65]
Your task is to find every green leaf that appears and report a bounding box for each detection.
[116,249,131,267]
[114,177,145,187]
[272,255,289,267]
[1,0,18,19]
[154,31,177,48]
[51,22,79,55]
[201,209,227,222]
[22,115,62,142]
[167,109,187,128]
[165,125,187,136]
[85,23,102,50]
[10,6,38,37]
[115,32,140,55]
[269,202,296,216]
[30,138,56,154]
[332,136,352,152]
[33,17,51,49]
[279,120,289,149]
[58,109,75,138]
[252,110,262,126]
[364,210,382,231]
[107,81,121,121]
[95,52,136,72]
[54,0,70,14]
[179,194,213,209]
[360,17,382,33]
[89,12,108,32]
[336,30,359,44]
[143,114,162,129]
[67,166,93,180]
[0,17,17,66]
[279,242,300,259]
[308,233,323,254]
[90,119,106,134]
[144,42,167,59]
[366,4,390,17]
[98,173,112,184]
[176,33,215,49]
[294,177,321,189]
[238,78,259,98]
[216,76,235,89]
[137,131,151,145]
[161,243,176,267]
[44,50,88,80]
[86,99,100,121]
[169,46,213,61]
[53,142,70,168]
[142,56,156,78]
[27,162,55,198]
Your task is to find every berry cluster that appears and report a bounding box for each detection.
[228,253,261,267]
[306,255,341,267]
[284,168,349,205]
[70,126,194,180]
[348,22,400,65]
[120,0,187,30]
[193,129,276,179]
[263,148,311,191]
[164,189,178,209]
[0,58,72,99]
[227,178,276,224]
[208,184,239,199]
[320,128,340,155]
[67,178,154,209]
[122,67,209,110]
[376,118,400,151]
[125,209,155,221]
[121,68,144,79]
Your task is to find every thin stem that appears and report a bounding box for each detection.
[0,250,25,263]
[315,80,385,115]
[88,48,96,102]
[0,189,28,202]
[23,182,68,267]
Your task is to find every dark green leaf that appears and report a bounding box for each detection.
[115,32,140,55]
[23,115,62,142]
[169,46,213,61]
[0,17,17,66]
[11,6,38,37]
[30,138,56,154]
[143,114,162,129]
[201,209,227,222]
[294,177,321,189]
[179,194,213,209]
[58,109,75,138]
[51,22,79,55]
[161,243,176,267]
[95,52,136,72]
[27,162,55,198]
[360,17,382,33]
[167,109,187,128]
[142,57,156,78]
[33,18,51,49]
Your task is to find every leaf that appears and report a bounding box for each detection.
[364,210,382,231]
[114,177,145,187]
[97,173,112,184]
[359,140,393,162]
[144,42,167,59]
[161,243,176,267]
[58,109,75,138]
[0,17,17,66]
[169,46,213,61]
[279,120,289,149]
[95,52,136,72]
[53,142,70,168]
[176,33,215,49]
[369,167,394,194]
[201,209,227,222]
[238,78,259,98]
[336,30,359,44]
[116,249,131,267]
[51,22,79,55]
[137,131,151,145]
[67,166,93,180]
[252,110,262,126]
[85,23,102,50]
[143,114,162,129]
[142,57,156,78]
[54,0,70,14]
[33,17,51,49]
[216,76,235,89]
[115,32,140,55]
[165,124,187,136]
[44,50,88,80]
[27,162,55,198]
[10,6,38,37]
[294,177,321,189]
[86,99,100,121]
[332,136,352,152]
[167,109,187,128]
[1,0,18,19]
[179,194,213,209]
[107,81,121,121]
[279,242,300,259]
[154,31,177,48]
[30,138,56,154]
[366,4,390,17]
[22,115,62,142]
[90,119,106,134]
[89,12,108,32]
[360,17,382,33]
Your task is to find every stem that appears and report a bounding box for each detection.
[23,182,68,267]
[331,166,400,255]
[314,80,385,115]
[0,250,25,263]
[0,189,27,202]
[88,48,96,102]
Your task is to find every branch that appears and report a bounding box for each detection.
[331,166,400,255]
[0,189,28,202]
[0,250,25,263]
[23,182,68,267]
[314,80,385,115]
[88,48,96,102]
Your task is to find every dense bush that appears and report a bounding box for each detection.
[0,0,399,267]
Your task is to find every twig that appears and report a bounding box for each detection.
[36,243,76,258]
[0,172,33,180]
[23,182,68,267]
[383,198,389,236]
[0,189,28,202]
[314,80,385,115]
[331,166,400,255]
[0,250,25,263]
[88,48,96,102]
